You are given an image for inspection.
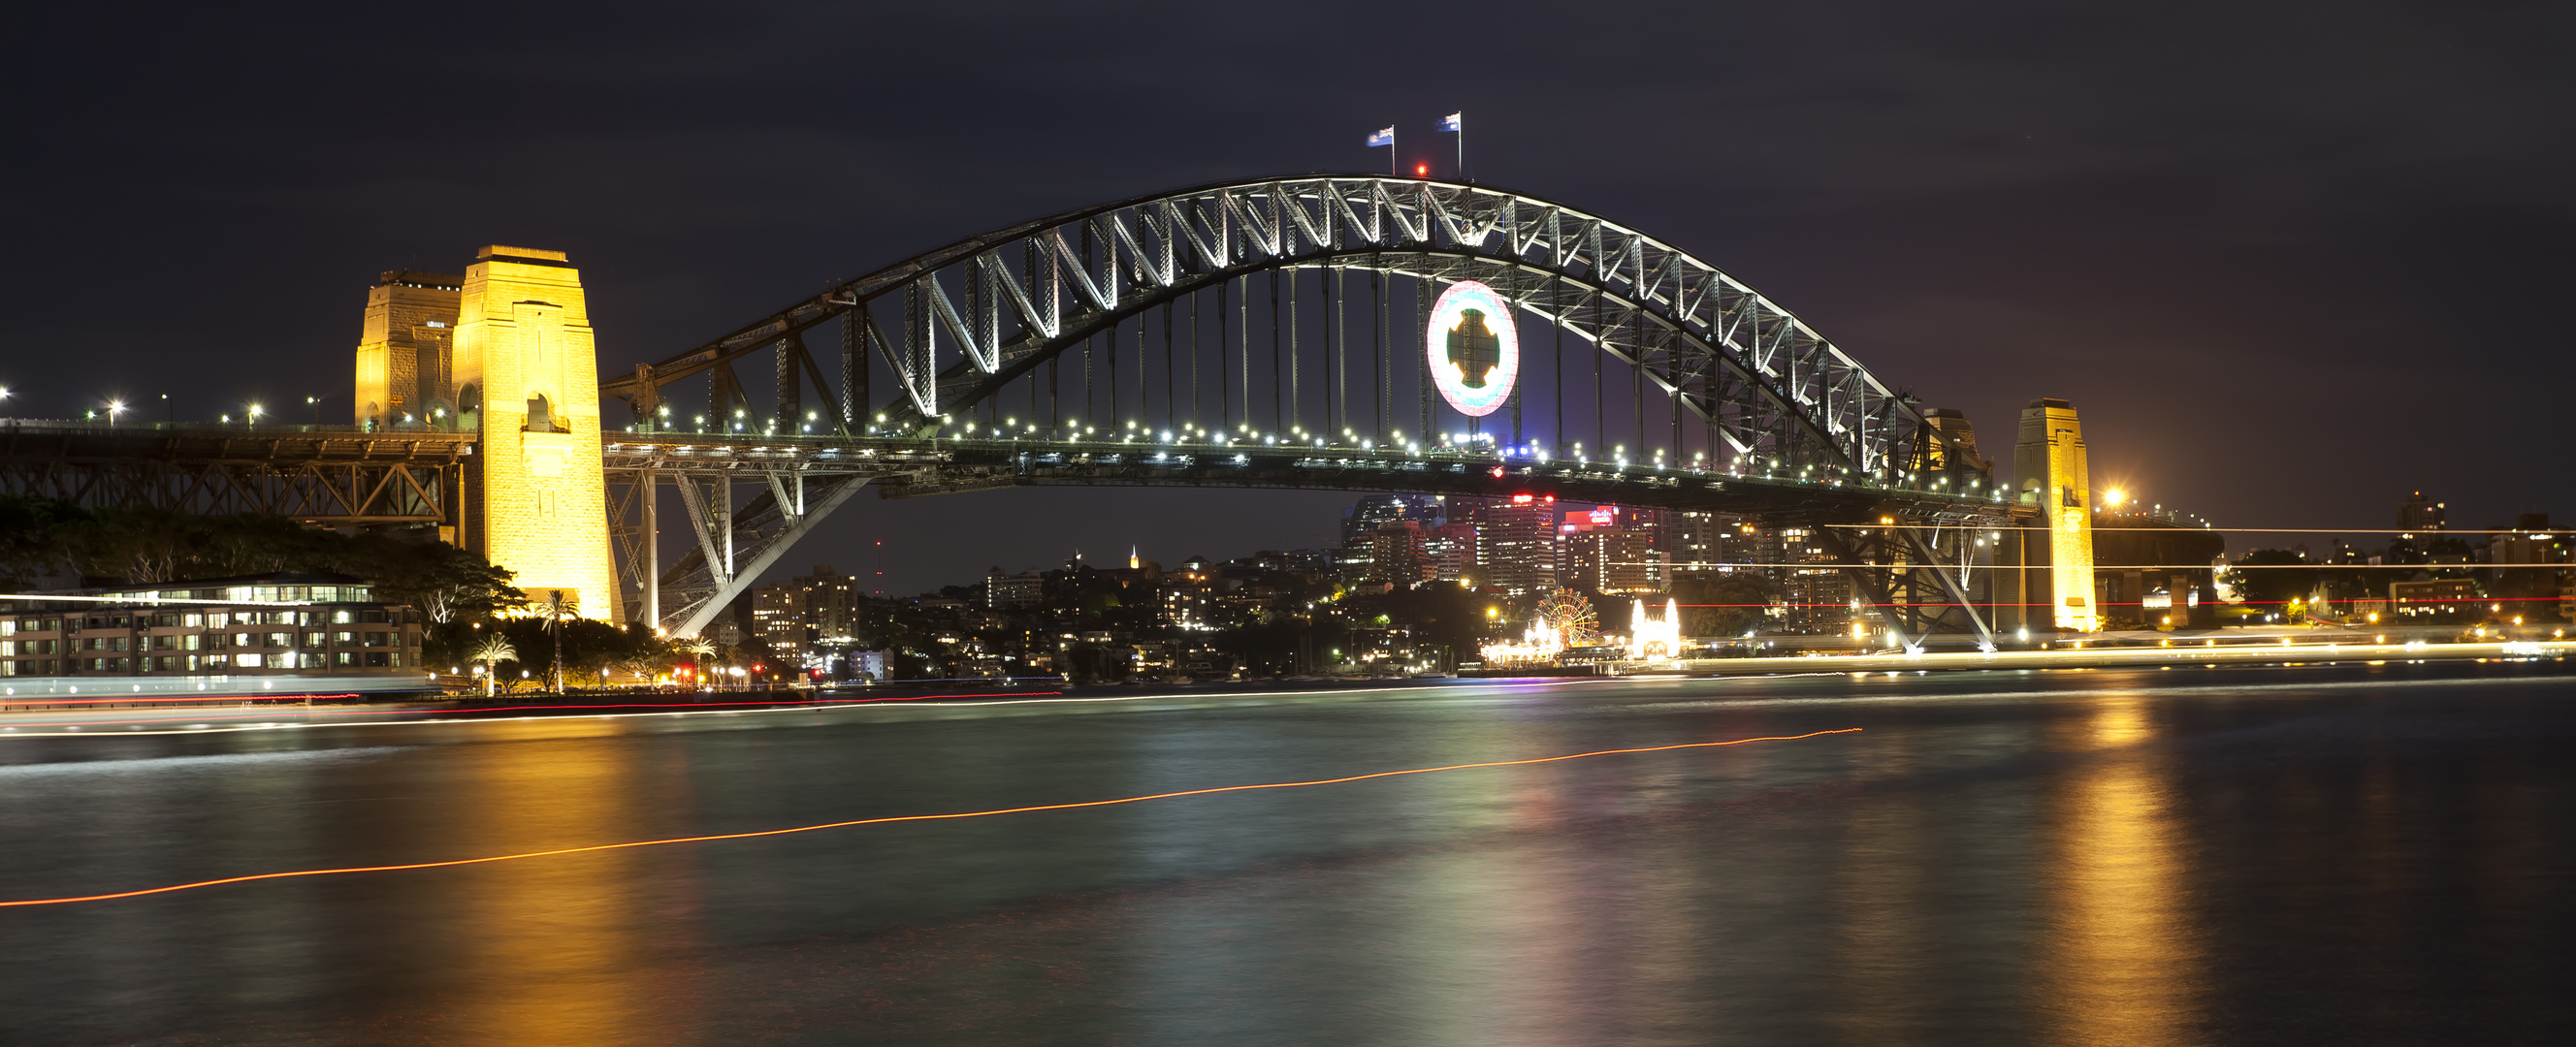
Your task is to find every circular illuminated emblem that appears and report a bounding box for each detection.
[1426,279,1519,418]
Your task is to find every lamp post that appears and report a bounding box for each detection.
[306,396,320,426]
[246,404,264,428]
[106,400,126,428]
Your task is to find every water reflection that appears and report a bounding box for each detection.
[2042,693,2202,1046]
[443,722,660,1045]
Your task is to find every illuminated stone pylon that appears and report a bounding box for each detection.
[452,245,621,621]
[2013,397,2096,631]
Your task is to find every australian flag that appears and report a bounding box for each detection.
[1439,112,1462,133]
[1366,127,1394,147]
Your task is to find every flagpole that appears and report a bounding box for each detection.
[1457,115,1465,181]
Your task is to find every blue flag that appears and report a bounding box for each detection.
[1439,112,1462,133]
[1367,127,1394,147]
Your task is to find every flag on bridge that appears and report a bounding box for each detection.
[1366,126,1395,147]
[1438,112,1462,133]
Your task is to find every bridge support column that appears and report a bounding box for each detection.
[642,466,659,631]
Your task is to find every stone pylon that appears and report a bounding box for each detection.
[452,245,621,622]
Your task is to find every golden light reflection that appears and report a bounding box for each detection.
[2042,694,2202,1046]
[449,722,654,1045]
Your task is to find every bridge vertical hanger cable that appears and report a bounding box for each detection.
[1287,265,1299,436]
[1186,293,1198,430]
[1416,275,1432,444]
[1164,301,1175,434]
[1271,268,1282,436]
[1237,273,1248,434]
[1217,279,1230,432]
[1373,259,1387,446]
[1331,265,1343,438]
[1369,262,1391,447]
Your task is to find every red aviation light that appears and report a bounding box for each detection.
[1542,493,1555,503]
[1416,163,1430,176]
[1490,466,1505,479]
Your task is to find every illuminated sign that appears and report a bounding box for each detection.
[1589,507,1616,525]
[1426,279,1519,417]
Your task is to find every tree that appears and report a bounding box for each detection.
[467,633,518,697]
[339,535,524,623]
[1671,572,1782,637]
[2221,550,2319,610]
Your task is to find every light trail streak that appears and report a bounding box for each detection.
[0,728,1859,907]
[0,692,1061,732]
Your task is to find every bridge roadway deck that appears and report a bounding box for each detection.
[603,431,2012,524]
[0,421,473,524]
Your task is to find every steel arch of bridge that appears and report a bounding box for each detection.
[604,176,2001,641]
[604,175,1968,476]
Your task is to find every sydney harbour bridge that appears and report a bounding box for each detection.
[1,176,2047,650]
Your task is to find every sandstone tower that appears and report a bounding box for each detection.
[452,245,620,622]
[2013,397,2097,631]
[352,270,464,428]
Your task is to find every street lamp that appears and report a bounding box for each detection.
[306,396,320,425]
[106,400,126,427]
[160,393,171,423]
[246,404,264,428]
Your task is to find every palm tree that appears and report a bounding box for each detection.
[467,633,518,697]
[538,589,577,693]
[675,637,716,686]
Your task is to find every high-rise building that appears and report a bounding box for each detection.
[752,565,864,665]
[1462,494,1557,593]
[1368,520,1434,585]
[1557,506,1663,594]
[2399,492,2447,532]
[1340,494,1443,547]
[1339,494,1444,579]
[1426,522,1480,583]
[455,245,619,621]
[352,270,463,429]
[1771,525,1855,635]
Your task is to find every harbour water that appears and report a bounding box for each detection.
[4,660,2571,1045]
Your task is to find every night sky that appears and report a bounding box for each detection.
[5,2,2569,595]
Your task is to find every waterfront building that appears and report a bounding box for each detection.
[2390,577,2480,618]
[1,572,424,678]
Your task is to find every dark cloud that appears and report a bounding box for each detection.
[4,1,2568,593]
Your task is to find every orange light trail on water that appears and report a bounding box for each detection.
[0,728,1859,908]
